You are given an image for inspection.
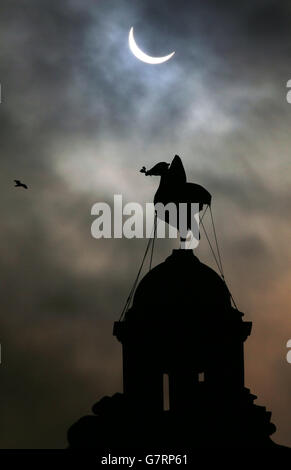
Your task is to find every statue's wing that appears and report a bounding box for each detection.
[167,155,187,185]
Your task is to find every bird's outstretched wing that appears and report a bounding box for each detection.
[167,155,187,186]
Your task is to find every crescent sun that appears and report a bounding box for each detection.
[129,27,175,65]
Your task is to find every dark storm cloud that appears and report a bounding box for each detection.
[246,1,291,38]
[0,0,291,448]
[195,168,291,216]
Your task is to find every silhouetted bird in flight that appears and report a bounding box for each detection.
[140,155,211,245]
[14,180,28,189]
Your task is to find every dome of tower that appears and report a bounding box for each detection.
[125,249,233,326]
[121,249,244,378]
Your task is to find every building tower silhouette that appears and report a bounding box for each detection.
[68,249,288,450]
[114,249,251,412]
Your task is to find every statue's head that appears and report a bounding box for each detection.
[140,162,170,176]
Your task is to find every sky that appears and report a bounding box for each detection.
[0,0,291,448]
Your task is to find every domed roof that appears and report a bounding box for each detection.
[125,249,232,326]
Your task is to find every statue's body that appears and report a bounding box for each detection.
[141,155,211,247]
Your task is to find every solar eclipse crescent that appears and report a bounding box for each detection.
[128,27,175,65]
